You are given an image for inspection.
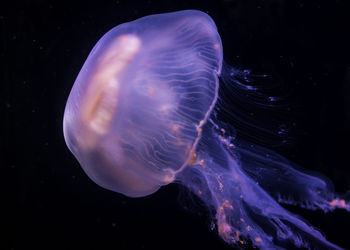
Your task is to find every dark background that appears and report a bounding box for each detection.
[2,0,350,249]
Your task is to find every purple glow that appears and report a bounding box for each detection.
[63,10,349,249]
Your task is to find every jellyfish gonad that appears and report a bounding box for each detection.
[63,10,349,249]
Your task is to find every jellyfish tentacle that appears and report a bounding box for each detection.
[236,164,343,250]
[181,146,343,249]
[178,121,344,249]
[233,141,350,212]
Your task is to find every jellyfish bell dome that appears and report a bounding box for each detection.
[63,10,223,197]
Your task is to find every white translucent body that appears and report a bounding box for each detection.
[63,10,222,197]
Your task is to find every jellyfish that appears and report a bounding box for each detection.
[63,10,349,249]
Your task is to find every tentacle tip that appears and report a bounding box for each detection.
[329,198,349,210]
